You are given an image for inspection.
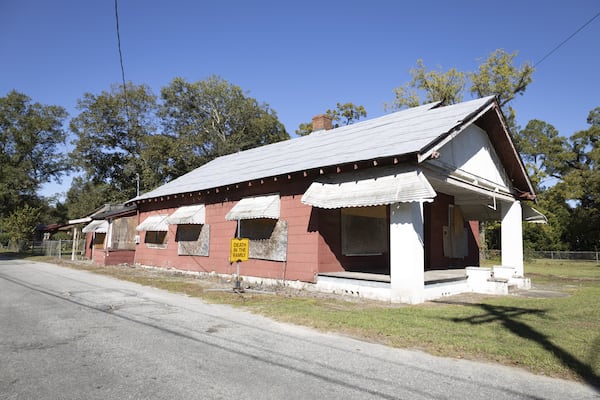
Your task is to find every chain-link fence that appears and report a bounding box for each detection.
[482,249,600,264]
[32,240,87,260]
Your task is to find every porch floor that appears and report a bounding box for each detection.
[317,269,467,285]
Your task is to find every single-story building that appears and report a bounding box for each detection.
[124,96,541,303]
[78,204,138,265]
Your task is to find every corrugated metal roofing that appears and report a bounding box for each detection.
[135,215,170,231]
[133,96,495,202]
[301,166,436,208]
[82,220,108,233]
[166,204,206,225]
[225,194,280,220]
[522,205,548,224]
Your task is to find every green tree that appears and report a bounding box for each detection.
[3,204,41,251]
[159,76,289,176]
[295,102,368,136]
[69,82,158,203]
[386,59,466,110]
[386,49,534,129]
[517,108,600,251]
[522,184,570,251]
[64,177,118,219]
[0,91,68,218]
[560,107,600,250]
[513,119,571,189]
[469,49,534,130]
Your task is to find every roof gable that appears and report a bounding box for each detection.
[435,124,512,190]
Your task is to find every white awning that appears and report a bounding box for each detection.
[225,194,280,220]
[135,215,169,231]
[523,204,548,224]
[166,204,206,225]
[301,166,437,209]
[82,220,108,233]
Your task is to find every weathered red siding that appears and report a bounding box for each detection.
[132,174,480,282]
[133,178,321,282]
[85,232,93,260]
[93,249,135,265]
[424,192,479,269]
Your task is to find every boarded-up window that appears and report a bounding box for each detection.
[110,216,137,250]
[93,233,106,249]
[175,224,210,256]
[145,231,167,248]
[341,206,388,256]
[238,219,287,262]
[443,204,468,258]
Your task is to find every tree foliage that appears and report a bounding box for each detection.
[295,102,367,136]
[560,108,600,250]
[67,77,289,217]
[469,49,533,106]
[513,119,571,189]
[0,91,68,218]
[386,59,466,109]
[69,82,158,204]
[386,49,533,132]
[159,76,289,176]
[63,177,121,220]
[518,107,600,251]
[3,204,41,249]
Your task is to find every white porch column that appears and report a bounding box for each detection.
[390,202,425,304]
[501,200,524,276]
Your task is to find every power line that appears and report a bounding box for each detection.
[534,9,600,68]
[114,0,131,123]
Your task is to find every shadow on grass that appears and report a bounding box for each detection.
[434,300,600,390]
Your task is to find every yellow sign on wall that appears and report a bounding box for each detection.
[230,238,249,262]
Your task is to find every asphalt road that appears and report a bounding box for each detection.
[1,259,598,400]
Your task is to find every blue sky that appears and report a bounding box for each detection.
[1,1,599,199]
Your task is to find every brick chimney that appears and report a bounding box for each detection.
[312,114,333,132]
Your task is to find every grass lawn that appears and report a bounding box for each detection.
[9,253,600,386]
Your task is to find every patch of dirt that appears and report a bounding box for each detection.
[51,259,574,305]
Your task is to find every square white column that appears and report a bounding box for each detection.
[390,202,425,304]
[501,200,524,276]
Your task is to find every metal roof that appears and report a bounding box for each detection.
[132,96,496,202]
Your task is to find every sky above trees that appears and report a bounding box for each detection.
[1,1,599,198]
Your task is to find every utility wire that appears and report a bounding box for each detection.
[534,10,600,68]
[114,0,131,124]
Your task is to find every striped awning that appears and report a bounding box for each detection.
[166,204,206,225]
[225,194,280,220]
[301,166,436,209]
[135,215,169,231]
[82,220,108,233]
